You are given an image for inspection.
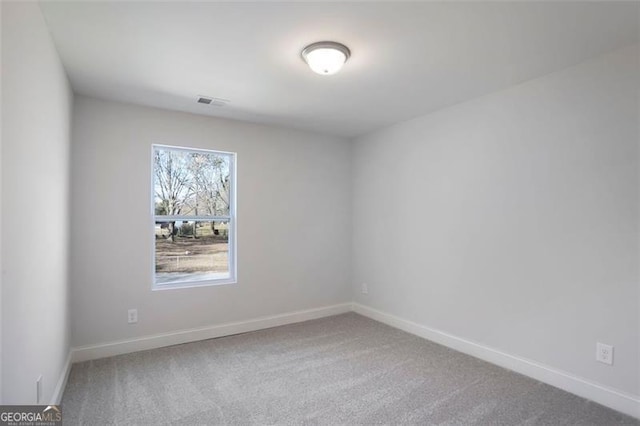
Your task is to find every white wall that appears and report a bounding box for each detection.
[70,96,352,347]
[352,45,639,397]
[1,2,72,403]
[0,0,3,403]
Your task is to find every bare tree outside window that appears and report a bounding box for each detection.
[153,145,235,288]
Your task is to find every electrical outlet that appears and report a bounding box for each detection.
[596,342,613,365]
[361,283,369,294]
[36,375,42,404]
[128,309,138,324]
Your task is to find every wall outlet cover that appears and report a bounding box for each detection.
[596,342,613,365]
[128,309,138,324]
[36,375,42,404]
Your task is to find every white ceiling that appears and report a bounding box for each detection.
[40,2,639,138]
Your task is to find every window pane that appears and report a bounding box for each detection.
[155,220,230,285]
[153,148,231,217]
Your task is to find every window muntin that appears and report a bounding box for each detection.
[152,145,236,289]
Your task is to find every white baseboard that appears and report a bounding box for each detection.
[352,303,640,419]
[50,351,72,405]
[71,303,351,363]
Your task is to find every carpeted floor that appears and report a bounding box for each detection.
[62,313,638,425]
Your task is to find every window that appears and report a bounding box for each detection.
[152,145,236,289]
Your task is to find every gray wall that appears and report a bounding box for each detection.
[70,96,352,347]
[1,2,72,403]
[352,45,639,396]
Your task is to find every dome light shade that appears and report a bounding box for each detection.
[301,41,351,75]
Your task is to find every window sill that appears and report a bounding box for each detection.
[152,276,237,291]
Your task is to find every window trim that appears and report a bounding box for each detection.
[151,143,237,291]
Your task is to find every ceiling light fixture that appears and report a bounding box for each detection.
[301,41,350,75]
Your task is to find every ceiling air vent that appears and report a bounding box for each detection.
[197,96,229,107]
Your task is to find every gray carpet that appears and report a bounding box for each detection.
[62,313,638,425]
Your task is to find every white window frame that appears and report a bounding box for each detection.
[151,144,237,290]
